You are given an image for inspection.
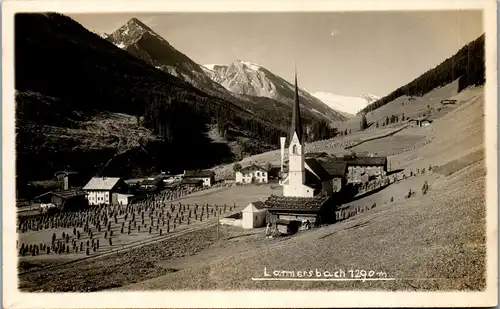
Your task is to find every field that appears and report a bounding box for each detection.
[17,184,281,274]
[17,85,487,292]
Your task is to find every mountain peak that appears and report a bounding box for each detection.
[126,17,154,33]
[234,59,262,71]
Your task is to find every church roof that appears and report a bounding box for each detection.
[262,193,330,212]
[288,69,303,146]
[305,158,333,181]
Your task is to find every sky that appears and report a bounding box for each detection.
[70,10,483,98]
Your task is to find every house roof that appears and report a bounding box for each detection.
[317,160,348,177]
[52,189,87,199]
[345,156,387,167]
[180,179,204,185]
[305,158,333,181]
[240,164,267,173]
[54,170,79,176]
[243,201,265,212]
[34,189,87,200]
[305,152,329,159]
[262,193,330,212]
[83,177,122,190]
[184,170,215,178]
[140,178,162,186]
[124,178,146,185]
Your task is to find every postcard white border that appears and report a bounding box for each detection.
[2,0,498,308]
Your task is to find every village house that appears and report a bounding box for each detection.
[180,178,204,189]
[344,156,388,183]
[408,116,434,128]
[440,99,457,105]
[235,164,268,184]
[420,119,433,126]
[136,178,164,194]
[183,170,215,187]
[82,177,128,205]
[33,189,88,211]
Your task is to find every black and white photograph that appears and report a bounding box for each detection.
[3,0,498,307]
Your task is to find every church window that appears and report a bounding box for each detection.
[292,145,298,154]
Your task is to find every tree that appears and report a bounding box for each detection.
[360,113,368,130]
[233,163,242,172]
[264,162,272,172]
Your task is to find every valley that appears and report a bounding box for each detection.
[13,11,489,295]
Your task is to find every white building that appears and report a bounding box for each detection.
[116,193,134,205]
[235,164,268,184]
[242,201,267,229]
[82,177,127,205]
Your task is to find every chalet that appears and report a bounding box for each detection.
[344,156,387,183]
[183,170,215,187]
[408,116,433,128]
[440,99,457,105]
[180,178,204,188]
[235,164,268,184]
[136,178,164,193]
[33,189,88,211]
[420,119,433,126]
[82,177,128,205]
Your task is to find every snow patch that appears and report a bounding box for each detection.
[239,60,261,71]
[313,92,374,115]
[115,42,126,49]
[203,64,219,71]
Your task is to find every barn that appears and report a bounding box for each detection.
[262,193,334,229]
[33,189,88,211]
[183,170,216,187]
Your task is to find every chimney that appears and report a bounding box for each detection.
[280,137,286,172]
[63,175,69,191]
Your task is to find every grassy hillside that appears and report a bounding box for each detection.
[360,34,485,115]
[118,84,486,291]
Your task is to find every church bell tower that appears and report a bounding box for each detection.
[282,67,313,197]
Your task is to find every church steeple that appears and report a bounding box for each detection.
[289,67,303,145]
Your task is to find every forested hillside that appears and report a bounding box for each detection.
[360,34,485,114]
[15,13,336,187]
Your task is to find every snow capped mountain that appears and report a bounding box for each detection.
[106,18,227,94]
[104,17,346,122]
[203,60,347,121]
[361,94,380,104]
[312,92,380,116]
[92,31,110,39]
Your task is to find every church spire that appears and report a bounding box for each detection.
[290,66,303,144]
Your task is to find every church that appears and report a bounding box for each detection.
[262,69,347,228]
